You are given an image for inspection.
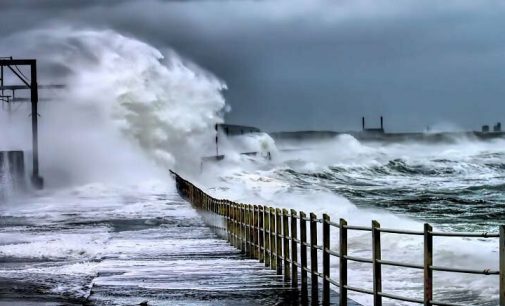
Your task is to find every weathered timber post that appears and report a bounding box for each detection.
[242,204,246,253]
[239,204,243,251]
[500,225,505,306]
[250,205,254,257]
[291,209,298,287]
[264,206,271,267]
[270,207,277,270]
[276,208,283,275]
[249,205,253,257]
[283,208,290,281]
[323,214,330,304]
[231,203,236,247]
[340,218,348,306]
[253,205,258,259]
[259,205,265,263]
[250,205,255,258]
[234,203,240,249]
[238,204,242,250]
[226,201,232,243]
[424,223,433,306]
[310,213,319,299]
[246,205,250,255]
[372,220,382,306]
[240,204,244,252]
[245,205,250,256]
[230,203,235,247]
[300,211,308,294]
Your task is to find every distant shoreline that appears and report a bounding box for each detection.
[270,130,505,143]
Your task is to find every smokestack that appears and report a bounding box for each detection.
[380,116,384,130]
[362,117,365,131]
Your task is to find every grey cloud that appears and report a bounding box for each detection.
[1,0,505,132]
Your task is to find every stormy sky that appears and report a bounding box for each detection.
[1,0,505,132]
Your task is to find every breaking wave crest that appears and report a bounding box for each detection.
[1,27,227,186]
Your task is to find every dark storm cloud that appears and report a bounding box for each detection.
[1,0,505,132]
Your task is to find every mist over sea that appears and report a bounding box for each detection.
[0,28,502,305]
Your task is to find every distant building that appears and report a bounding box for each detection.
[362,116,385,133]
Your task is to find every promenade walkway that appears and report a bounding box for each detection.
[0,184,360,305]
[87,193,298,305]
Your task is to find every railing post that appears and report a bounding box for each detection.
[245,205,250,256]
[251,205,256,259]
[372,220,382,306]
[253,205,258,259]
[242,204,247,253]
[424,223,433,306]
[241,204,245,252]
[339,218,348,306]
[283,208,291,281]
[229,202,233,245]
[259,205,264,262]
[241,204,245,253]
[226,201,230,242]
[500,225,505,306]
[247,205,250,254]
[270,207,276,271]
[323,214,330,304]
[249,205,254,256]
[250,205,254,258]
[242,204,246,253]
[291,209,298,288]
[300,211,308,294]
[233,203,238,248]
[310,213,319,299]
[276,208,283,275]
[264,206,271,267]
[235,202,240,249]
[232,203,237,248]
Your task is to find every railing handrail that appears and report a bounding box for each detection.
[170,170,505,306]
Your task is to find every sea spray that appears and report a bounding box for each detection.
[0,27,227,186]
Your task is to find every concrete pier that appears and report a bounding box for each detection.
[87,195,298,305]
[0,187,307,305]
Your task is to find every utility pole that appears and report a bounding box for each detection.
[0,58,43,188]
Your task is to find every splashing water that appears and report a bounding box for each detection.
[1,27,227,187]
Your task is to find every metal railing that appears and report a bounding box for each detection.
[171,170,505,306]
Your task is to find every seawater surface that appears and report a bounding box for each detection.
[198,134,505,305]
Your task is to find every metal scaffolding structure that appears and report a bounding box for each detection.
[0,57,60,189]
